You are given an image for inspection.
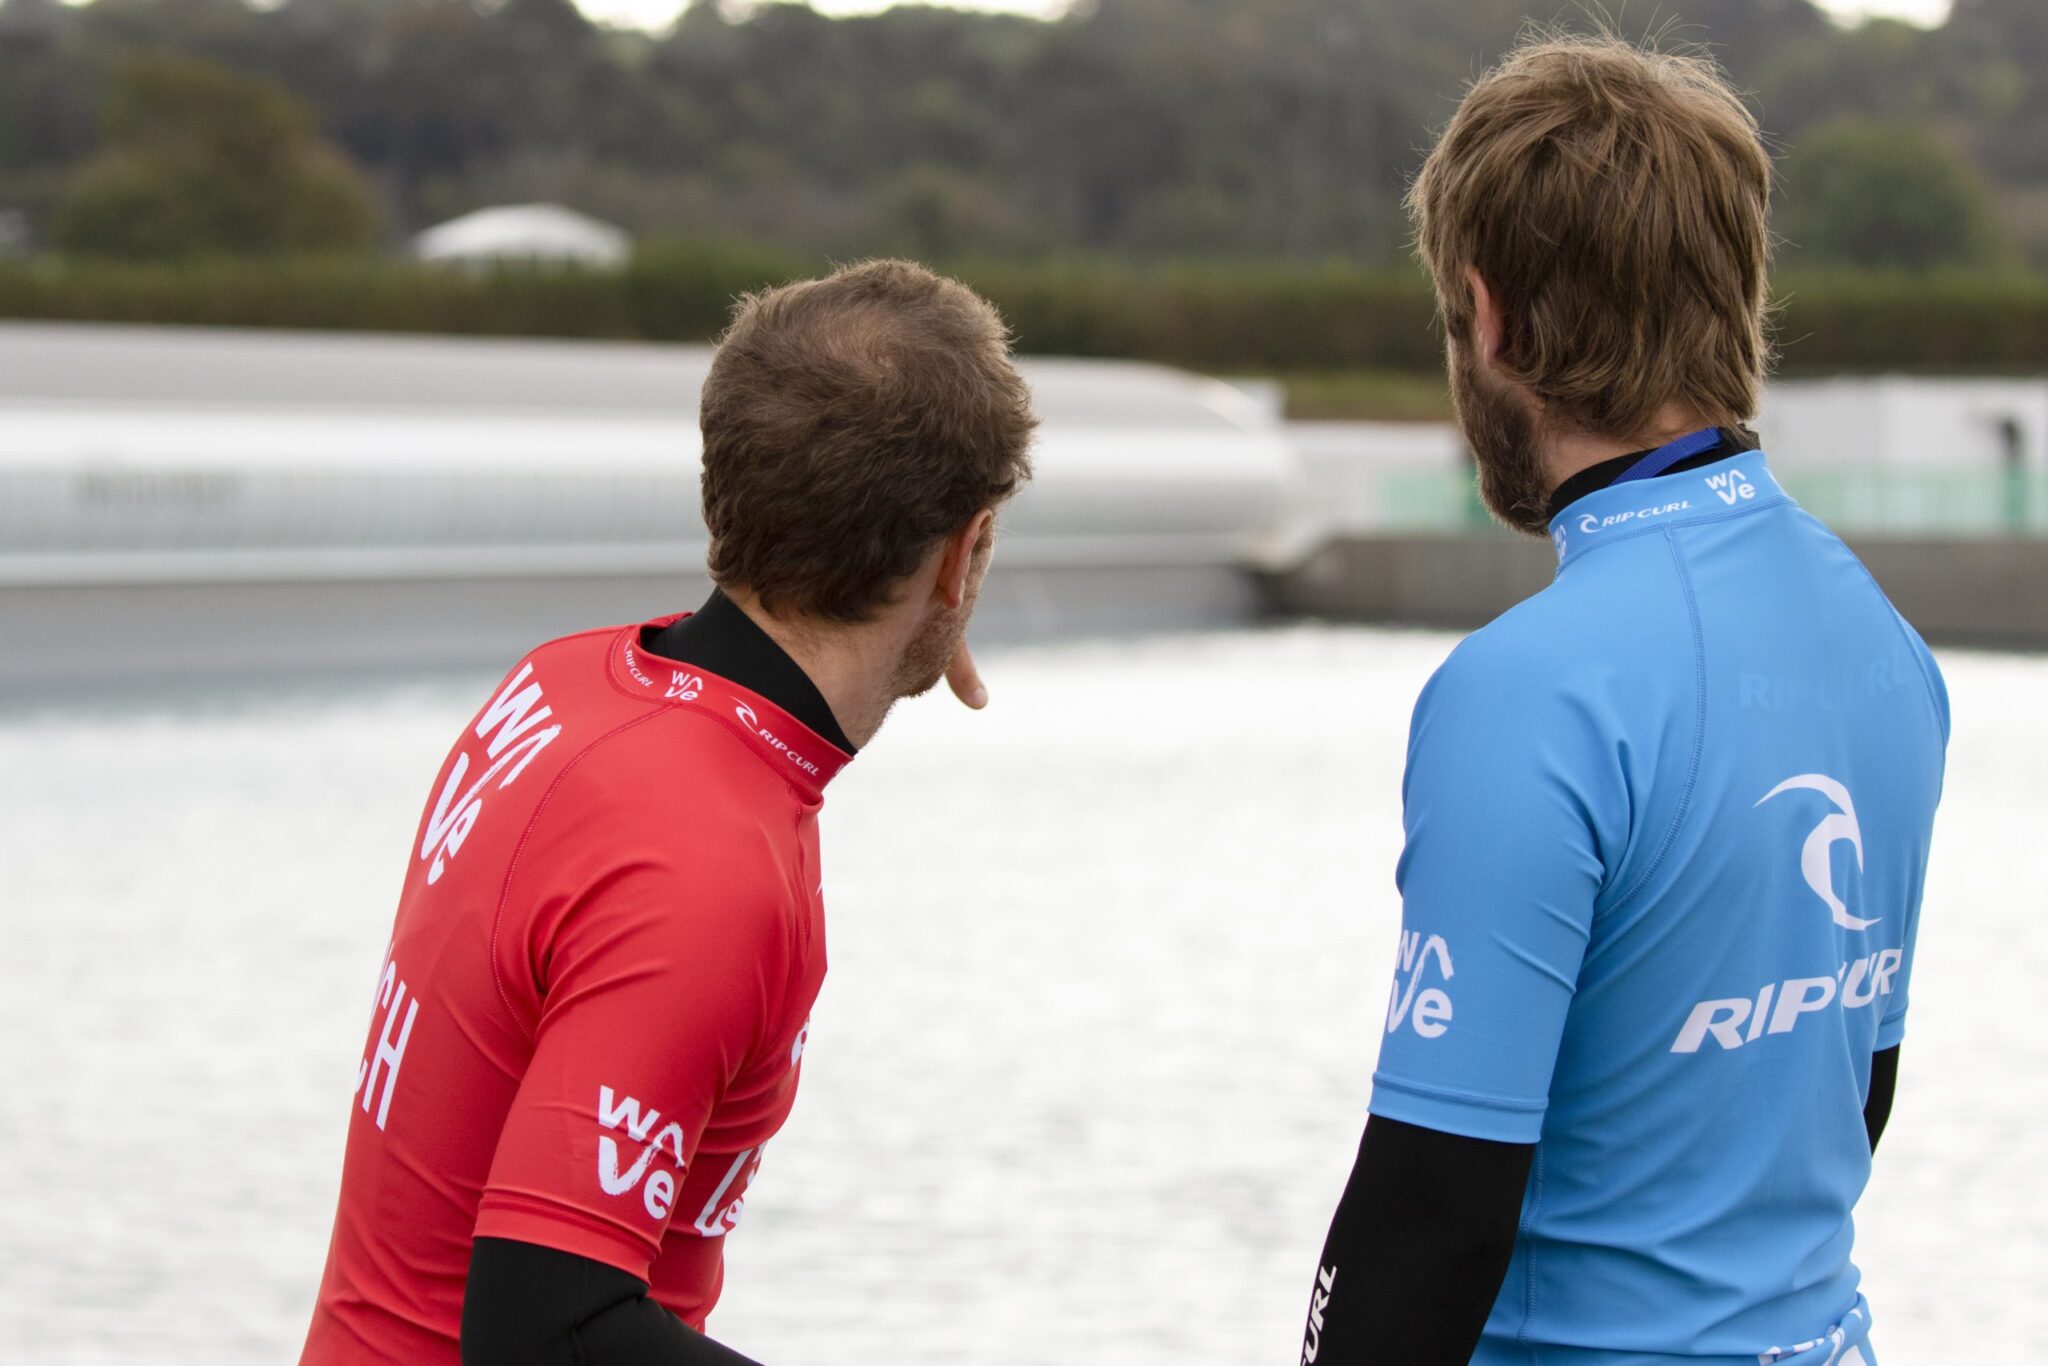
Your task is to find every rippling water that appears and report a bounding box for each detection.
[1,627,2042,1364]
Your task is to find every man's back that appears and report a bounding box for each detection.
[302,621,840,1364]
[1371,452,1947,1363]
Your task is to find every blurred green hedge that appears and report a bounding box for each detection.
[3,246,2046,377]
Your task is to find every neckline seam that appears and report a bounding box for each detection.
[1555,493,1790,568]
[1547,437,1759,525]
[604,624,853,780]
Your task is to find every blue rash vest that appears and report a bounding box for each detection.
[1368,449,1948,1365]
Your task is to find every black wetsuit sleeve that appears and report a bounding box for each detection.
[1299,1117,1533,1366]
[462,1237,764,1366]
[1865,1045,1900,1153]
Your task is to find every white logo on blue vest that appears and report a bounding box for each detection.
[1756,773,1879,931]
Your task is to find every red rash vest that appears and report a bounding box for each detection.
[300,618,850,1364]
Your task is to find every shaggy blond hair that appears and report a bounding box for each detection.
[1409,34,1775,437]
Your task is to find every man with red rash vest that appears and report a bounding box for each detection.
[300,259,1036,1366]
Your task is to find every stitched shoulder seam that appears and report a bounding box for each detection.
[1607,528,1708,913]
[488,709,670,1036]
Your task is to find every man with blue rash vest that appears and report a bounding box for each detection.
[1297,36,1947,1366]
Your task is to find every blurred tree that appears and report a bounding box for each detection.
[1940,0,2048,187]
[1751,18,1942,138]
[1778,117,2007,269]
[883,163,1010,259]
[50,51,383,258]
[0,0,97,229]
[0,0,2039,264]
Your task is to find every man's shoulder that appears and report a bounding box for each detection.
[500,714,799,946]
[1410,550,1700,783]
[1433,547,1688,695]
[468,626,797,859]
[553,707,794,832]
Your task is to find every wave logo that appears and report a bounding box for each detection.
[1757,773,1878,931]
[1385,930,1455,1039]
[419,663,562,885]
[596,1086,688,1221]
[1705,467,1757,506]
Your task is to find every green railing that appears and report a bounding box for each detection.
[1782,469,2048,536]
[1372,469,2048,537]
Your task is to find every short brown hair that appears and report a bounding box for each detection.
[1408,34,1774,437]
[699,259,1036,622]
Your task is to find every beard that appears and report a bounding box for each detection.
[889,533,992,703]
[1449,341,1553,536]
[891,601,966,701]
[889,570,983,702]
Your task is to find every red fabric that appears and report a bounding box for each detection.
[300,619,847,1365]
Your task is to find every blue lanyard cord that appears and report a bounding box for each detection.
[1615,427,1724,486]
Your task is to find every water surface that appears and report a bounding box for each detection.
[1,628,2040,1363]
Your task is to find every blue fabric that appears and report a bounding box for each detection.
[1616,426,1728,485]
[1369,453,1948,1363]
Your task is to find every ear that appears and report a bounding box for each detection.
[935,508,996,611]
[1464,265,1508,369]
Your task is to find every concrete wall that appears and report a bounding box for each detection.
[4,326,2044,678]
[1264,532,2048,650]
[0,561,1264,690]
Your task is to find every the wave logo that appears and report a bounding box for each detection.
[1757,773,1878,931]
[1705,468,1757,506]
[734,702,758,730]
[1385,930,1455,1039]
[596,1086,688,1221]
[418,663,562,885]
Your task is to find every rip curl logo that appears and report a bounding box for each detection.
[1757,773,1877,931]
[1300,1263,1337,1364]
[1385,930,1455,1039]
[1670,949,1902,1053]
[1670,774,1899,1055]
[733,701,823,778]
[596,1086,688,1221]
[1578,499,1692,535]
[621,644,656,690]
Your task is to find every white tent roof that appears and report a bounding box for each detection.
[413,203,631,266]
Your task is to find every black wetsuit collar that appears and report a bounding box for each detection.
[643,590,857,755]
[1546,427,1758,524]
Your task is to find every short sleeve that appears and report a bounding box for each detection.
[1878,634,1948,1051]
[1874,972,1910,1051]
[1367,646,1611,1144]
[474,821,789,1280]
